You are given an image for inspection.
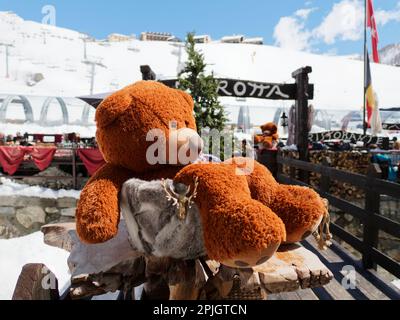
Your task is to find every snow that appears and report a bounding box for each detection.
[0,177,81,199]
[0,231,70,300]
[380,44,400,66]
[0,11,400,130]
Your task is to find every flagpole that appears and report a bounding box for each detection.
[363,0,367,135]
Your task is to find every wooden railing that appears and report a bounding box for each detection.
[276,154,400,279]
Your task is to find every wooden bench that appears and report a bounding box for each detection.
[13,221,332,300]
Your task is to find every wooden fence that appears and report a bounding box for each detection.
[276,154,400,278]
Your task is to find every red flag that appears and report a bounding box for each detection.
[367,0,380,63]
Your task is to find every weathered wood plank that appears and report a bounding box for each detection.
[41,223,75,252]
[296,288,319,300]
[267,293,283,300]
[303,237,390,300]
[321,278,355,300]
[278,291,301,300]
[353,271,390,300]
[12,264,59,300]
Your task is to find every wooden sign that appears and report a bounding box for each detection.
[382,123,400,131]
[309,130,382,144]
[160,79,314,100]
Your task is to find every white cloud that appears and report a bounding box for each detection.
[273,16,312,51]
[314,0,364,44]
[273,0,400,53]
[273,6,316,51]
[295,8,317,20]
[375,2,400,26]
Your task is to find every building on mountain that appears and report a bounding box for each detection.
[220,35,263,45]
[242,37,264,45]
[107,33,135,42]
[221,35,245,43]
[140,32,177,42]
[193,35,212,44]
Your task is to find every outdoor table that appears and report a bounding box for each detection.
[76,148,105,175]
[0,145,57,175]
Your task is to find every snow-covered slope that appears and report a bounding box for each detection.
[0,177,80,199]
[1,11,400,112]
[380,43,400,67]
[0,232,70,300]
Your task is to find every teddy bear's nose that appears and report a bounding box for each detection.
[177,128,203,151]
[173,128,204,165]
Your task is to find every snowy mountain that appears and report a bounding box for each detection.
[338,45,400,67]
[379,43,400,67]
[1,11,400,122]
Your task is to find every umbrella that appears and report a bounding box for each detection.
[77,92,114,109]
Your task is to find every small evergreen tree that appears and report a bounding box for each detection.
[178,33,227,133]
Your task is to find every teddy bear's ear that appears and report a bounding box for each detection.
[95,89,133,128]
[176,90,194,110]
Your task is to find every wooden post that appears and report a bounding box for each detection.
[362,163,381,270]
[72,147,77,190]
[289,154,296,183]
[258,150,278,177]
[320,157,332,196]
[277,151,283,179]
[292,66,312,184]
[12,264,60,300]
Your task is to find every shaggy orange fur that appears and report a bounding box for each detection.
[226,158,326,242]
[254,122,279,149]
[76,81,194,244]
[174,163,286,261]
[76,80,326,264]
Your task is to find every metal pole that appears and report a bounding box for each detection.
[0,43,13,78]
[90,63,95,95]
[84,40,87,60]
[83,59,106,95]
[5,45,9,78]
[363,0,367,135]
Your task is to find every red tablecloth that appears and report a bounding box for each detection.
[30,147,57,171]
[77,148,106,176]
[0,146,56,175]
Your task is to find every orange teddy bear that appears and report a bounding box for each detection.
[76,81,329,268]
[254,122,279,150]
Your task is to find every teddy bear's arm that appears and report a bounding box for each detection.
[76,163,133,244]
[254,135,264,144]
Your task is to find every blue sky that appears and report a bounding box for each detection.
[1,0,400,55]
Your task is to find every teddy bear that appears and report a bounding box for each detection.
[76,81,330,269]
[254,122,279,151]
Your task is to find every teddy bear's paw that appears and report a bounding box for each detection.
[271,185,328,244]
[284,214,323,244]
[219,242,281,269]
[76,220,118,244]
[204,199,286,269]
